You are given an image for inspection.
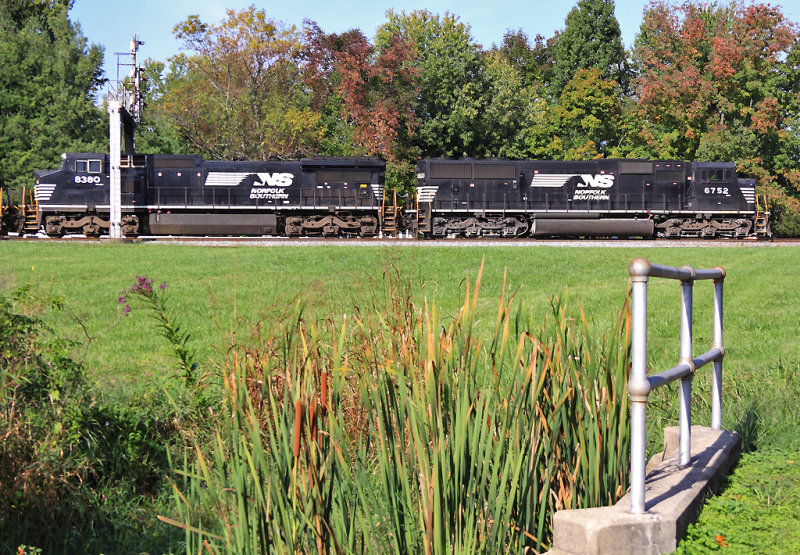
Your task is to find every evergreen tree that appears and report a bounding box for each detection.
[0,0,106,192]
[551,0,630,94]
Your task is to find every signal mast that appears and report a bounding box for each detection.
[108,36,144,239]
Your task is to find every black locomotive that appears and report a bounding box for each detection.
[31,152,385,237]
[414,158,763,239]
[16,153,766,239]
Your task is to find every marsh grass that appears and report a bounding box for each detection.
[163,262,631,553]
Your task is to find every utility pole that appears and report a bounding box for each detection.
[108,36,144,239]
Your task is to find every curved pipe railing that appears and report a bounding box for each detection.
[627,258,726,514]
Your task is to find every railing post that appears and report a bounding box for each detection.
[625,259,726,515]
[679,272,694,466]
[628,258,652,514]
[712,273,725,429]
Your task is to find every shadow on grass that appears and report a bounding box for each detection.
[1,493,182,553]
[734,403,761,453]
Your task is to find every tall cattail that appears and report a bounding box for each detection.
[293,399,303,458]
[320,371,328,411]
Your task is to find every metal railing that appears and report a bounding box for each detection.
[627,258,726,514]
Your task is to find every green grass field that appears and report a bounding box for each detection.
[2,241,799,552]
[2,243,798,412]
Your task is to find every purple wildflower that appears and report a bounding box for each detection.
[117,295,126,305]
[124,304,131,315]
[130,275,155,296]
[160,281,167,290]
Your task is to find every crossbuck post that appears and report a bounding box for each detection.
[627,258,725,514]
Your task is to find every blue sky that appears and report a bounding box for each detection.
[71,0,798,90]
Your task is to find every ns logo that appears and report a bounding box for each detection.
[255,172,294,187]
[576,174,615,188]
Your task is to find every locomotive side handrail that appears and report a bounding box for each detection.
[627,258,726,514]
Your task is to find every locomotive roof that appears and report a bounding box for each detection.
[693,161,736,169]
[301,157,384,168]
[419,157,732,165]
[62,152,107,159]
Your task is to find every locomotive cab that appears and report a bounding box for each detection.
[34,152,146,237]
[689,162,737,211]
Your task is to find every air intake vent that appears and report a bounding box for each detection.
[430,162,472,179]
[153,156,196,169]
[315,170,372,183]
[619,161,654,174]
[474,163,515,179]
[656,170,685,183]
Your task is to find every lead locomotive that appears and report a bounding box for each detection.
[32,153,385,237]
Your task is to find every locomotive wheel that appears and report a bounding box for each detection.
[121,215,140,238]
[431,217,448,237]
[45,216,65,238]
[83,222,101,238]
[501,217,529,237]
[358,216,378,237]
[285,217,303,237]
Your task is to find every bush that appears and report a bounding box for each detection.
[767,195,800,237]
[0,286,182,552]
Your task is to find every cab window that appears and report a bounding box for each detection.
[88,160,102,173]
[75,160,88,173]
[703,169,727,182]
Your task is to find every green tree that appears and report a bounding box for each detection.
[0,0,105,192]
[551,0,630,94]
[164,7,320,160]
[481,52,547,159]
[132,59,194,155]
[552,67,623,159]
[494,29,555,88]
[376,10,490,158]
[516,68,622,160]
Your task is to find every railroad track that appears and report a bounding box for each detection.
[4,233,799,247]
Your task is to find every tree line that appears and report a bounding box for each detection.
[2,0,799,234]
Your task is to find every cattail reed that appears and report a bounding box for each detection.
[292,399,302,458]
[164,269,631,554]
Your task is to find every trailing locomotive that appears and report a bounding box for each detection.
[413,158,766,239]
[31,153,385,237]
